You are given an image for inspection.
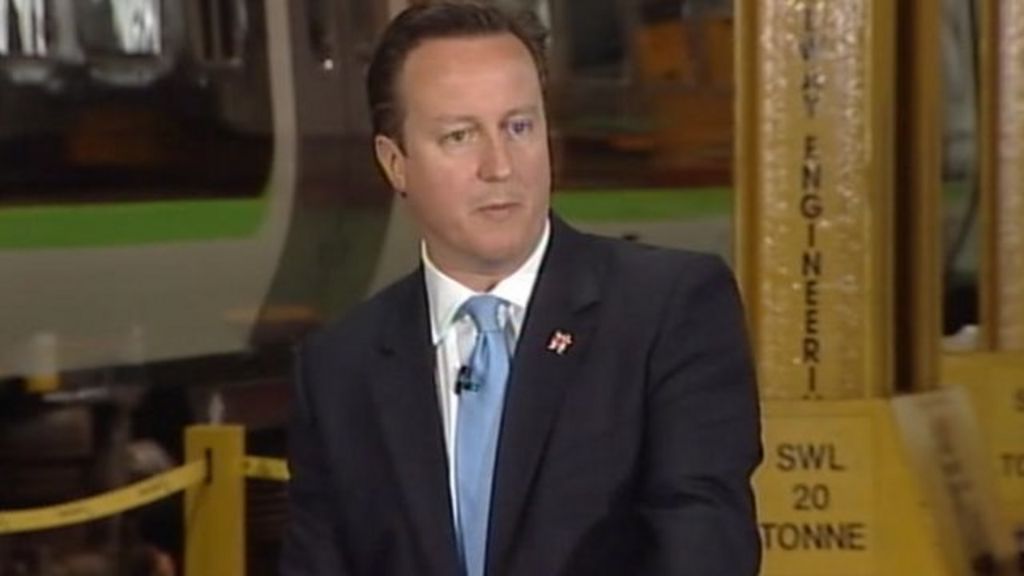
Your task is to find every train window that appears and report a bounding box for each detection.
[0,0,272,205]
[548,0,735,259]
[77,0,163,56]
[0,0,50,58]
[192,0,246,65]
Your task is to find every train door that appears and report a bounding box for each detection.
[259,0,426,333]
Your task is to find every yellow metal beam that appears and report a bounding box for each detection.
[982,1,1024,350]
[736,0,894,399]
[185,425,245,576]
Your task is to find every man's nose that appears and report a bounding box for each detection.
[478,134,512,181]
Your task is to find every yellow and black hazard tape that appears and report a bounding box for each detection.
[0,459,206,535]
[244,456,290,482]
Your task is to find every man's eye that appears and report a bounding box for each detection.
[442,129,473,145]
[508,118,533,136]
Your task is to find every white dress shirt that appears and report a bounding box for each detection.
[422,218,551,518]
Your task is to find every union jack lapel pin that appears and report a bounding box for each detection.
[547,330,573,355]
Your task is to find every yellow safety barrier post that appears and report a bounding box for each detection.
[185,425,245,576]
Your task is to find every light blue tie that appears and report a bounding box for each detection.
[456,295,511,576]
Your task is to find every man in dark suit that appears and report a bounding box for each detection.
[280,2,761,575]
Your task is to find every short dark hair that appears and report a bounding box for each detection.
[366,1,549,143]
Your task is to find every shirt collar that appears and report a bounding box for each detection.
[423,218,551,344]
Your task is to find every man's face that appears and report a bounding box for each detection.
[375,33,551,279]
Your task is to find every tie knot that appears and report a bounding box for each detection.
[460,295,504,333]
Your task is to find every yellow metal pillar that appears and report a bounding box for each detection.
[737,0,958,573]
[185,425,245,576]
[980,0,1024,350]
[949,0,1024,565]
[736,0,894,401]
[947,2,1024,553]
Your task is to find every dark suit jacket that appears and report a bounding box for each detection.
[280,216,762,575]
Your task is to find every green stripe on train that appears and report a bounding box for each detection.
[0,188,726,250]
[553,188,733,221]
[0,182,971,248]
[0,199,265,249]
[552,183,973,222]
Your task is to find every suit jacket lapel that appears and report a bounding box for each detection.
[488,217,605,573]
[373,271,460,576]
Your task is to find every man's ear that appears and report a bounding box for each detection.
[374,135,407,194]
